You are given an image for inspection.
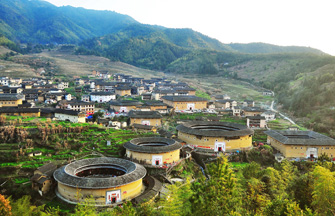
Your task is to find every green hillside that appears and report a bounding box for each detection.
[227,42,324,54]
[0,0,138,44]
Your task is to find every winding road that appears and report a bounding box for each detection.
[270,101,296,125]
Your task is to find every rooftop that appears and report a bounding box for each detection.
[124,137,182,153]
[110,100,143,106]
[176,121,253,137]
[161,95,208,102]
[128,110,162,119]
[264,130,335,146]
[54,157,146,189]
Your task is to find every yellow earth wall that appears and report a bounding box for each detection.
[57,178,143,204]
[116,90,131,96]
[110,105,137,112]
[178,131,252,150]
[162,99,207,110]
[244,111,263,116]
[130,118,162,126]
[0,112,40,117]
[126,149,180,165]
[150,105,167,111]
[0,99,23,107]
[268,137,335,158]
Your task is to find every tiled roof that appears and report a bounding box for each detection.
[264,130,335,146]
[124,137,182,153]
[53,157,146,189]
[176,121,253,137]
[161,95,208,102]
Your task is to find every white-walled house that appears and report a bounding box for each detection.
[90,92,116,103]
[54,109,86,123]
[261,111,276,121]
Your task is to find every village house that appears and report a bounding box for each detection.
[0,94,24,107]
[0,77,9,86]
[0,86,23,94]
[60,101,95,115]
[261,111,276,121]
[57,82,69,90]
[28,151,42,157]
[246,116,267,128]
[0,108,41,117]
[54,109,86,123]
[161,95,208,111]
[243,100,255,107]
[242,107,266,117]
[215,99,237,110]
[232,106,241,116]
[137,100,169,114]
[31,163,57,196]
[264,130,335,159]
[90,92,116,103]
[214,94,231,100]
[263,90,274,96]
[115,86,132,96]
[110,100,143,113]
[81,95,90,102]
[128,110,162,127]
[94,81,117,92]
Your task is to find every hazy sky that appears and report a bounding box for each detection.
[44,0,335,55]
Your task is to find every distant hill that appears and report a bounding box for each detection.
[76,24,235,70]
[0,0,138,44]
[227,42,324,54]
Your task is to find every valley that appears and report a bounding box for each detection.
[1,0,335,215]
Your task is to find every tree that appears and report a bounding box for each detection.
[92,111,104,122]
[311,166,335,215]
[10,195,45,216]
[72,197,97,216]
[190,157,242,215]
[0,194,11,216]
[158,179,193,216]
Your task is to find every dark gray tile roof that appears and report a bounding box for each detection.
[161,95,208,102]
[242,107,266,112]
[37,163,57,177]
[54,157,146,189]
[54,109,80,115]
[0,94,24,100]
[264,130,335,146]
[128,110,162,119]
[247,116,266,120]
[176,121,253,137]
[124,137,182,153]
[110,100,143,106]
[0,108,40,113]
[90,92,115,96]
[142,101,167,106]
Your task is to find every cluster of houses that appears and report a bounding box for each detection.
[0,72,278,130]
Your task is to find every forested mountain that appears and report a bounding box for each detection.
[2,0,335,134]
[0,0,137,44]
[227,42,324,54]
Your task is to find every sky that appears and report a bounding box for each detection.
[44,0,335,55]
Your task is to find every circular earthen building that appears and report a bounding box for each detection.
[54,157,146,205]
[124,137,182,166]
[176,121,253,152]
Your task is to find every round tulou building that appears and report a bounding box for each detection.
[176,121,254,152]
[53,157,146,205]
[124,137,182,166]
